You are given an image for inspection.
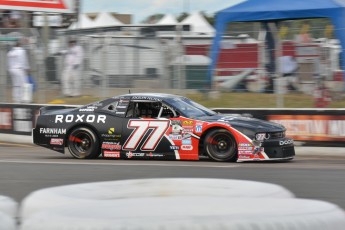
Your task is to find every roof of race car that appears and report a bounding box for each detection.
[114,93,184,100]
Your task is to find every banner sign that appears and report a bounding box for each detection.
[268,115,345,142]
[0,0,74,13]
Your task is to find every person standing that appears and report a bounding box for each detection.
[279,56,299,91]
[7,38,30,103]
[61,38,84,97]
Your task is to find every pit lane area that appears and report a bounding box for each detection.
[0,143,344,210]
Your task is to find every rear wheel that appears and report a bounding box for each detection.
[204,129,237,162]
[67,127,100,159]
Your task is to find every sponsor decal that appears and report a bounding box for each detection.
[146,152,164,157]
[183,120,194,126]
[108,128,115,134]
[195,123,203,133]
[101,142,122,150]
[115,111,126,115]
[126,152,145,158]
[131,96,162,101]
[172,124,183,134]
[40,128,66,134]
[181,145,193,150]
[253,153,262,159]
[238,142,256,154]
[91,102,103,107]
[170,121,182,133]
[238,155,251,159]
[182,139,192,145]
[50,138,63,145]
[103,151,120,158]
[252,146,264,155]
[169,134,182,140]
[119,99,130,104]
[55,114,106,124]
[171,120,181,126]
[182,133,192,139]
[123,120,169,151]
[239,150,254,155]
[255,133,269,141]
[170,145,180,150]
[183,128,193,133]
[79,108,94,112]
[279,139,294,146]
[79,106,97,112]
[238,146,254,151]
[101,133,122,141]
[126,151,133,158]
[0,108,12,130]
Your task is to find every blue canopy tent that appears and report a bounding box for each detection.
[209,0,345,88]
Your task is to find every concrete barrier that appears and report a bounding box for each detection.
[20,197,345,230]
[0,212,16,230]
[20,178,294,220]
[0,196,18,218]
[0,196,17,230]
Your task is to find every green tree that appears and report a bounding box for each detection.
[177,12,189,22]
[141,14,164,24]
[201,11,215,26]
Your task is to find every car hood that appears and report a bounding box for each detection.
[199,114,285,134]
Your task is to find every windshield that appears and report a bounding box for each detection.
[166,97,217,118]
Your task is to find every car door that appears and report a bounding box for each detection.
[120,99,175,160]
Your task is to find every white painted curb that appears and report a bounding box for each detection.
[20,178,294,219]
[0,196,18,218]
[20,197,345,230]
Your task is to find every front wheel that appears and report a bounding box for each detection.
[204,129,237,162]
[67,127,100,159]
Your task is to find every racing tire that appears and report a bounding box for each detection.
[204,129,237,162]
[67,127,100,159]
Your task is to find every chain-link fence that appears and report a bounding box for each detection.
[1,19,344,105]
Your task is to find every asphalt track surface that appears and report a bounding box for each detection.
[0,143,344,210]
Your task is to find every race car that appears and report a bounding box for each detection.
[32,93,295,162]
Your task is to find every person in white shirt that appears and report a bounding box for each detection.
[279,55,299,91]
[61,38,84,97]
[7,38,30,103]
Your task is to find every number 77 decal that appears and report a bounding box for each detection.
[123,120,170,151]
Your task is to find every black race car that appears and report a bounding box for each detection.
[33,93,295,162]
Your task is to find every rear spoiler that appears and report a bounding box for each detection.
[39,105,79,115]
